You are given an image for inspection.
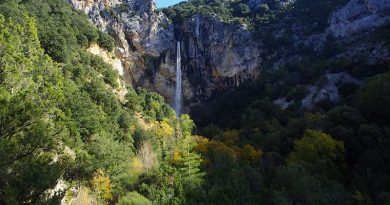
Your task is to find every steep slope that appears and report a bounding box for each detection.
[67,0,178,104]
[0,1,204,204]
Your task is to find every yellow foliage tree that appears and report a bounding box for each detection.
[209,140,238,161]
[196,137,210,154]
[91,169,112,203]
[132,157,144,174]
[242,144,263,161]
[221,129,240,145]
[172,150,182,163]
[154,118,174,138]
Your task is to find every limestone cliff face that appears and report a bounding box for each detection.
[68,0,264,111]
[176,15,262,107]
[267,0,390,68]
[326,0,390,63]
[68,0,390,112]
[329,0,390,37]
[266,0,389,109]
[67,0,177,105]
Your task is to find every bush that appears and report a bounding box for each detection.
[357,72,390,125]
[117,192,152,205]
[98,31,115,52]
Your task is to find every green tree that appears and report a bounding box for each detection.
[271,164,349,205]
[0,14,69,204]
[98,31,115,52]
[357,72,390,125]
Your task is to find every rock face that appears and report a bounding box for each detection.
[67,0,177,104]
[87,44,128,102]
[177,15,262,107]
[330,0,390,37]
[301,73,361,110]
[68,0,263,111]
[68,0,390,112]
[269,0,390,66]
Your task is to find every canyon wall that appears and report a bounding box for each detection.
[68,0,390,112]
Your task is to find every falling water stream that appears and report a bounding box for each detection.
[195,15,200,37]
[175,41,182,117]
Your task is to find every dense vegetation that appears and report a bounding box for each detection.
[0,0,203,204]
[190,58,390,204]
[1,0,389,205]
[163,1,390,204]
[163,0,349,35]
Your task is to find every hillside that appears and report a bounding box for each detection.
[0,0,390,204]
[0,1,202,204]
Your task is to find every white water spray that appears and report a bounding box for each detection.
[195,15,200,37]
[175,41,182,117]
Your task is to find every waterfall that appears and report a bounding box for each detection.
[175,41,182,117]
[195,15,200,37]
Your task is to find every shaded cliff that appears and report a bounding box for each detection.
[176,15,262,108]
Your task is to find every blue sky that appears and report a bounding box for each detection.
[155,0,185,8]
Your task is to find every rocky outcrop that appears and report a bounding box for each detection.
[88,44,124,76]
[301,72,361,109]
[68,0,177,104]
[271,0,389,65]
[87,44,128,102]
[330,0,390,37]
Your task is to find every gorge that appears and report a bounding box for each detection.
[67,0,390,117]
[0,0,390,204]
